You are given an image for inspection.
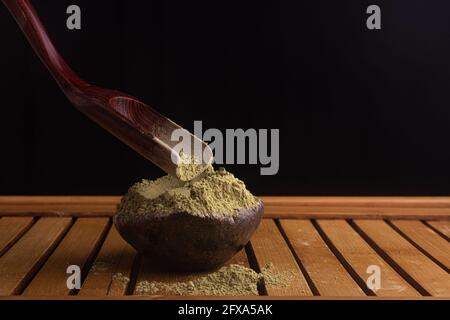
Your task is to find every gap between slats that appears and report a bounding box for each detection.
[424,221,450,242]
[315,220,420,297]
[15,218,75,295]
[248,219,314,296]
[115,217,449,297]
[0,217,36,258]
[126,219,312,297]
[273,220,320,296]
[71,219,112,295]
[4,215,449,298]
[277,219,366,296]
[0,217,75,295]
[311,220,376,296]
[78,225,137,296]
[20,218,110,296]
[243,242,267,295]
[347,220,429,296]
[276,219,432,297]
[387,221,450,272]
[349,220,450,296]
[88,221,300,297]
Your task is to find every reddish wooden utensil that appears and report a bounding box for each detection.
[2,0,212,179]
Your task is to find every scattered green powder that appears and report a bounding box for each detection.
[133,263,293,296]
[260,262,296,289]
[112,273,130,288]
[90,261,110,273]
[175,152,208,182]
[117,165,258,219]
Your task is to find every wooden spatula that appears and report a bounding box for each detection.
[2,0,213,179]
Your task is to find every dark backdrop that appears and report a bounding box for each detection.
[1,0,450,196]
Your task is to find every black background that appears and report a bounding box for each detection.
[1,0,450,196]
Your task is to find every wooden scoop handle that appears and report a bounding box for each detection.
[2,0,213,178]
[2,0,87,92]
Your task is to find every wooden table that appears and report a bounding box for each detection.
[0,196,449,299]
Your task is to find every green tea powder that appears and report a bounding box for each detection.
[134,263,293,296]
[117,165,258,219]
[175,152,208,182]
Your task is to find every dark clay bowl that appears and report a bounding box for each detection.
[114,200,264,272]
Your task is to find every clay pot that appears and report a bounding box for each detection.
[114,200,264,272]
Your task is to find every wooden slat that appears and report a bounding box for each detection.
[0,218,72,295]
[354,220,450,296]
[0,196,450,220]
[263,206,450,220]
[3,208,449,220]
[317,220,419,296]
[280,219,365,296]
[262,196,450,208]
[78,226,136,296]
[390,221,450,270]
[0,196,119,214]
[23,218,109,296]
[134,249,253,296]
[250,220,313,296]
[427,221,450,239]
[228,247,251,267]
[2,196,450,210]
[0,217,34,257]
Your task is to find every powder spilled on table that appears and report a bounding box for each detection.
[133,263,293,296]
[112,273,130,288]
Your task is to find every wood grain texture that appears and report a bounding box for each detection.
[23,218,109,296]
[263,206,450,219]
[0,295,448,300]
[1,196,450,220]
[427,221,450,239]
[4,196,450,210]
[0,218,72,295]
[228,247,251,267]
[317,220,419,296]
[354,220,450,296]
[261,196,450,208]
[390,221,450,270]
[134,249,252,296]
[78,226,136,296]
[0,196,449,298]
[280,219,365,297]
[249,220,313,296]
[0,217,34,257]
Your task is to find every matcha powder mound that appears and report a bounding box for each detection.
[117,165,259,219]
[134,263,292,296]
